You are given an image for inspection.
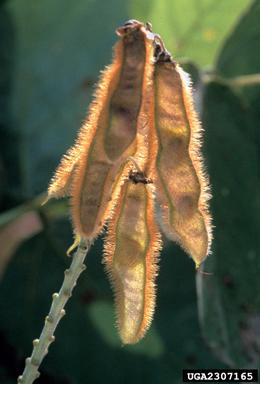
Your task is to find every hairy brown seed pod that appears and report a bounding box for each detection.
[47,20,155,239]
[103,33,161,343]
[153,49,212,267]
[45,20,212,349]
[104,178,161,344]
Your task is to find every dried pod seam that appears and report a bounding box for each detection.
[153,55,212,267]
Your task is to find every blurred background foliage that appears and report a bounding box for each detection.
[0,0,259,384]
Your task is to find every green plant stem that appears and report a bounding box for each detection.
[203,73,260,87]
[18,238,90,384]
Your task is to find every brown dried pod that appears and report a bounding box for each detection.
[47,20,155,240]
[104,174,161,344]
[103,36,162,343]
[153,46,212,267]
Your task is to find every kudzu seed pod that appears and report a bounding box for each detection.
[102,24,160,344]
[153,55,212,267]
[48,20,155,239]
[104,179,161,344]
[47,148,78,200]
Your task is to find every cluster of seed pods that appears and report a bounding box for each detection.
[47,20,212,345]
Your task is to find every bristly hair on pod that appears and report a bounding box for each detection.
[48,20,158,245]
[103,22,163,344]
[103,177,162,344]
[152,37,212,267]
[47,146,78,200]
[177,65,213,255]
[47,41,123,202]
[45,19,212,349]
[71,20,160,241]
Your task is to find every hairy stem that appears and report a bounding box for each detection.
[18,238,90,384]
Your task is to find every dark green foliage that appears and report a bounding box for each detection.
[0,0,259,383]
[216,0,259,77]
[198,80,259,367]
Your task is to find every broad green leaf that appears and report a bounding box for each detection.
[216,0,260,76]
[197,80,259,368]
[197,2,259,367]
[130,0,251,65]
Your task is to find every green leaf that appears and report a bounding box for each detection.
[130,0,252,66]
[197,80,259,367]
[216,0,260,76]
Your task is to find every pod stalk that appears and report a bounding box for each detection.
[18,238,90,384]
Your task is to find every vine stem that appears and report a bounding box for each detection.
[203,73,260,87]
[18,238,90,384]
